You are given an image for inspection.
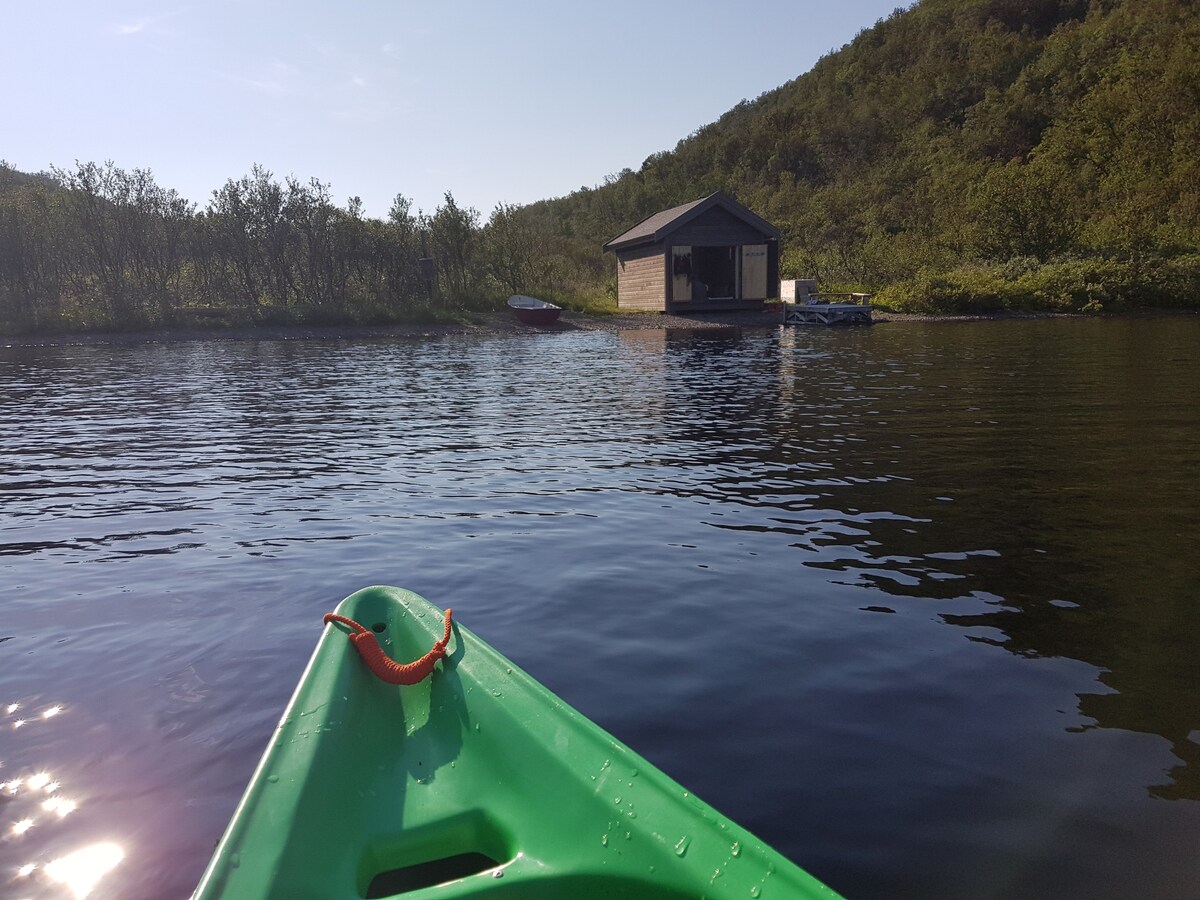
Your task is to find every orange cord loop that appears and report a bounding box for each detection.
[322,609,453,685]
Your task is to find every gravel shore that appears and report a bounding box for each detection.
[3,309,788,347]
[5,306,1192,348]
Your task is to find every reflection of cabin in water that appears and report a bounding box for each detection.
[603,193,780,313]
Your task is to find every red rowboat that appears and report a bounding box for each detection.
[507,294,562,326]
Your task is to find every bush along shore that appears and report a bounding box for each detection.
[873,254,1200,315]
[0,161,620,338]
[2,156,1196,339]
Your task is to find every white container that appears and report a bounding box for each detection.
[781,279,818,302]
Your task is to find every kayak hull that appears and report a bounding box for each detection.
[192,586,838,899]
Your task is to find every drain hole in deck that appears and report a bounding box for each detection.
[366,852,499,896]
[371,622,387,633]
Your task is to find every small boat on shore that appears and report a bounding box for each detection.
[191,585,839,899]
[507,294,562,326]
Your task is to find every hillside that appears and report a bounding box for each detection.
[2,0,1197,334]
[523,0,1200,312]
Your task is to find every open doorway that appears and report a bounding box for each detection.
[691,246,737,300]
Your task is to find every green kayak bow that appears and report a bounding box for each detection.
[192,585,840,899]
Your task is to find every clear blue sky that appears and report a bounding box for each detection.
[5,1,903,219]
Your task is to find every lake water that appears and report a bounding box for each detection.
[2,317,1198,899]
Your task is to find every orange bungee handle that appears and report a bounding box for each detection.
[322,609,453,685]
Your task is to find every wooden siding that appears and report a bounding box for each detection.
[668,206,767,247]
[617,247,666,310]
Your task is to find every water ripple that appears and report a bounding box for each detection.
[2,321,1199,898]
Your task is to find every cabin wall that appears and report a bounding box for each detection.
[616,246,666,310]
[669,207,779,305]
[669,207,767,247]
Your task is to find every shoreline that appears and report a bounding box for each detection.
[3,307,1194,348]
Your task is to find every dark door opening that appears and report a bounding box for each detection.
[692,246,737,300]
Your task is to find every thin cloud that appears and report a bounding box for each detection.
[109,12,179,37]
[229,59,303,96]
[381,30,432,56]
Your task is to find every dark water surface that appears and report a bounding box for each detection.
[2,318,1198,898]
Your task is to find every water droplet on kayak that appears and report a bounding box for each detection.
[491,688,502,698]
[624,831,632,841]
[601,834,608,847]
[230,853,240,869]
[505,667,512,675]
[475,723,481,733]
[492,869,503,879]
[731,841,741,857]
[626,809,637,819]
[601,759,611,770]
[750,886,761,898]
[266,775,279,784]
[630,768,639,778]
[614,796,622,804]
[649,865,656,874]
[674,836,691,857]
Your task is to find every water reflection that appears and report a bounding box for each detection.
[44,843,125,899]
[2,703,124,899]
[765,321,1200,801]
[604,322,1200,803]
[2,321,1198,897]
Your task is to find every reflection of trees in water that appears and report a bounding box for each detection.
[944,598,1200,802]
[647,322,1200,801]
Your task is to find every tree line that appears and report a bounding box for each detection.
[0,160,599,335]
[4,0,1198,333]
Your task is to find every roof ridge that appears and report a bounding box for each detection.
[603,192,776,251]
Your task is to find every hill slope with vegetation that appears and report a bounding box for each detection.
[1,0,1197,334]
[524,0,1199,312]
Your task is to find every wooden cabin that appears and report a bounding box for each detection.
[603,193,780,313]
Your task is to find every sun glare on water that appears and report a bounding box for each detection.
[5,701,124,897]
[43,843,125,899]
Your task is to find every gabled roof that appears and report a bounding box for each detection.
[602,192,780,252]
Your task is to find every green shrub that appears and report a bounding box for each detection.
[876,254,1200,314]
